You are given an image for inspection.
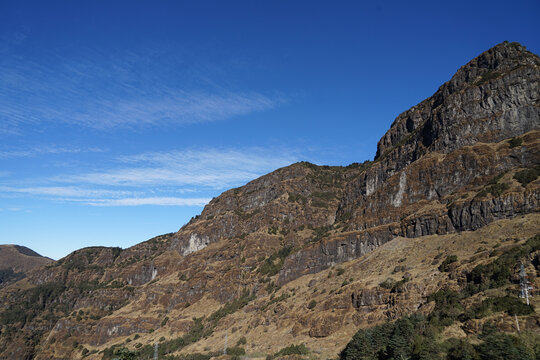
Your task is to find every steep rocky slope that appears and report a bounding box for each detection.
[0,245,53,287]
[0,41,538,359]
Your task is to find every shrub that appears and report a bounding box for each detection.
[514,166,540,186]
[161,316,169,326]
[226,346,245,356]
[509,137,523,148]
[466,234,540,293]
[269,344,309,359]
[439,255,458,272]
[308,300,317,309]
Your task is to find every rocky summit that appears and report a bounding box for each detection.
[0,41,539,360]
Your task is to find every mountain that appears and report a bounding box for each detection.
[0,41,539,360]
[0,245,54,286]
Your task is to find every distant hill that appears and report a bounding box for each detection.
[0,245,54,285]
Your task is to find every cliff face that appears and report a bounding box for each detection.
[0,41,539,360]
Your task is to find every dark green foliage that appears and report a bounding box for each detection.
[161,316,169,327]
[476,330,534,360]
[428,289,464,327]
[268,344,309,359]
[340,315,433,360]
[258,245,293,276]
[488,173,506,185]
[267,226,278,235]
[287,192,307,204]
[514,166,540,186]
[477,182,509,198]
[207,289,256,324]
[0,268,25,284]
[476,70,502,85]
[0,282,66,326]
[308,299,317,309]
[226,346,245,356]
[438,255,458,272]
[379,277,409,293]
[311,225,333,242]
[236,336,247,346]
[111,247,122,260]
[463,296,534,319]
[446,339,477,360]
[466,234,540,293]
[508,137,523,148]
[340,234,540,360]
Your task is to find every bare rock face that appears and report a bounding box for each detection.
[338,41,540,221]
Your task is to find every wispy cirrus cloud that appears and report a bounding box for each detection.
[0,51,283,132]
[85,197,211,207]
[0,185,209,207]
[0,185,131,198]
[0,147,302,207]
[0,145,105,159]
[60,148,299,189]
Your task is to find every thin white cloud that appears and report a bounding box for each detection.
[85,197,210,207]
[0,147,301,207]
[0,186,132,198]
[0,51,284,132]
[59,148,299,189]
[0,146,105,159]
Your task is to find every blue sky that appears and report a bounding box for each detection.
[1,0,539,260]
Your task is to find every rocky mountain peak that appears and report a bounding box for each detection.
[440,41,540,97]
[374,41,539,164]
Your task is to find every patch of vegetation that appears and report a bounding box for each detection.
[379,277,409,293]
[262,292,290,311]
[258,245,293,276]
[288,192,307,204]
[267,344,309,359]
[476,182,509,198]
[235,208,260,220]
[161,316,169,327]
[341,301,536,360]
[462,296,534,320]
[475,70,502,85]
[508,137,523,148]
[267,226,278,235]
[0,268,25,284]
[514,166,540,186]
[0,282,66,327]
[226,346,245,357]
[308,300,317,309]
[341,234,540,360]
[465,234,540,294]
[438,255,458,272]
[311,225,333,243]
[208,289,256,324]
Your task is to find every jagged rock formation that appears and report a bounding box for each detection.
[0,41,539,360]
